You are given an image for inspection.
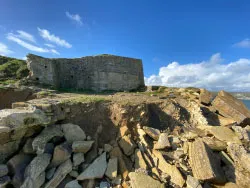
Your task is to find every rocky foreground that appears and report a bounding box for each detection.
[0,86,249,188]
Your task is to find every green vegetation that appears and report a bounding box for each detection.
[0,79,17,85]
[36,90,55,97]
[61,96,108,104]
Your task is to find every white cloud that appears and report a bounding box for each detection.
[0,42,13,56]
[234,38,250,48]
[44,43,55,48]
[16,30,36,43]
[66,11,83,25]
[50,49,60,55]
[38,28,72,48]
[145,53,250,91]
[7,33,59,55]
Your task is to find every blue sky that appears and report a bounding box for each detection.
[1,0,250,91]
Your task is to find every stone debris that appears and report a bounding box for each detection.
[65,180,82,188]
[77,152,107,180]
[154,132,171,149]
[0,175,11,187]
[199,88,212,105]
[202,136,227,151]
[118,135,136,156]
[105,157,118,179]
[72,140,94,153]
[61,123,86,143]
[50,142,72,168]
[73,153,85,167]
[186,175,202,188]
[0,164,8,177]
[134,149,147,170]
[143,126,161,140]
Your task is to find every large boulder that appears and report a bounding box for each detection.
[61,123,86,144]
[212,91,250,125]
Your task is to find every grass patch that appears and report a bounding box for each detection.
[0,79,17,85]
[61,96,109,104]
[36,90,55,97]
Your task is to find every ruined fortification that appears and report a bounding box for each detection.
[27,54,145,91]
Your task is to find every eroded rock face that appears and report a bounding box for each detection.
[212,90,250,125]
[199,89,212,105]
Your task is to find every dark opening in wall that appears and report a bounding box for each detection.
[45,65,47,68]
[36,77,39,81]
[71,75,73,79]
[87,76,90,79]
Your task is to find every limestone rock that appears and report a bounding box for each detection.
[22,172,45,188]
[22,138,36,154]
[25,153,51,180]
[199,88,212,105]
[104,144,113,153]
[0,164,8,177]
[105,157,118,180]
[61,123,86,143]
[129,172,164,188]
[186,175,202,188]
[143,126,160,140]
[72,141,94,153]
[153,150,185,187]
[77,152,107,180]
[189,138,225,183]
[118,135,136,156]
[0,140,21,163]
[69,170,79,178]
[32,125,64,154]
[0,176,11,187]
[44,159,73,188]
[50,142,72,167]
[134,149,147,170]
[202,137,227,151]
[65,180,82,188]
[154,133,171,149]
[73,153,85,167]
[46,167,56,180]
[212,90,250,125]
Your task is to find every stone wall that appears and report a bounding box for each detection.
[27,54,145,91]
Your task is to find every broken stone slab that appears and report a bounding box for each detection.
[0,140,21,163]
[32,125,64,154]
[219,151,234,166]
[77,152,107,180]
[73,153,85,167]
[189,138,225,183]
[154,133,171,150]
[44,159,73,188]
[129,172,165,188]
[69,170,79,178]
[199,88,212,105]
[118,135,136,156]
[0,176,11,187]
[186,175,202,188]
[72,141,94,153]
[212,90,250,125]
[24,153,51,180]
[153,150,185,187]
[61,123,86,144]
[50,142,72,168]
[143,126,160,140]
[134,149,147,170]
[0,164,8,177]
[21,171,45,188]
[46,167,56,180]
[202,137,227,151]
[105,157,118,180]
[104,144,113,153]
[65,180,82,188]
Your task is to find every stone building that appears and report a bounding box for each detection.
[27,54,145,91]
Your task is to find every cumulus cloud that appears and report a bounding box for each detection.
[7,33,59,55]
[0,42,13,56]
[16,30,36,43]
[145,53,250,91]
[66,11,83,25]
[234,38,250,48]
[38,28,72,48]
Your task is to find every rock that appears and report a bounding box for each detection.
[105,157,118,179]
[154,133,171,150]
[7,154,33,187]
[186,175,202,188]
[46,167,56,180]
[73,153,85,167]
[69,170,79,178]
[0,176,11,187]
[119,126,129,137]
[205,126,241,144]
[189,138,225,183]
[23,171,46,188]
[143,126,160,140]
[219,151,234,166]
[65,180,82,188]
[72,141,94,153]
[100,181,111,188]
[0,164,8,177]
[212,90,250,125]
[153,150,185,187]
[118,135,136,156]
[61,123,86,143]
[44,142,55,154]
[202,137,227,151]
[174,148,184,160]
[104,144,113,152]
[44,159,73,188]
[32,125,64,154]
[112,175,122,185]
[129,172,164,188]
[22,138,36,154]
[169,136,181,149]
[0,140,21,163]
[134,149,147,170]
[50,142,72,167]
[199,88,212,105]
[77,152,107,180]
[232,125,250,141]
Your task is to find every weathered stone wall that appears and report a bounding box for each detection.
[27,54,145,91]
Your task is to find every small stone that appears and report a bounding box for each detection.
[105,157,118,179]
[50,142,72,168]
[22,138,36,154]
[174,148,185,160]
[69,170,79,178]
[100,181,110,188]
[65,180,82,188]
[21,172,45,188]
[143,126,160,140]
[129,172,164,188]
[77,152,107,180]
[61,123,86,143]
[0,176,11,187]
[46,167,56,180]
[186,175,202,188]
[0,164,8,177]
[87,136,91,141]
[73,153,85,167]
[119,126,129,137]
[118,135,136,156]
[134,149,147,170]
[112,175,122,185]
[154,133,171,149]
[104,144,113,152]
[72,141,94,153]
[99,148,104,155]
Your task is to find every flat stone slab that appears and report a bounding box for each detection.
[129,172,164,188]
[50,142,72,168]
[118,135,136,156]
[105,157,118,180]
[143,126,160,140]
[61,123,86,144]
[72,141,94,153]
[154,133,171,149]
